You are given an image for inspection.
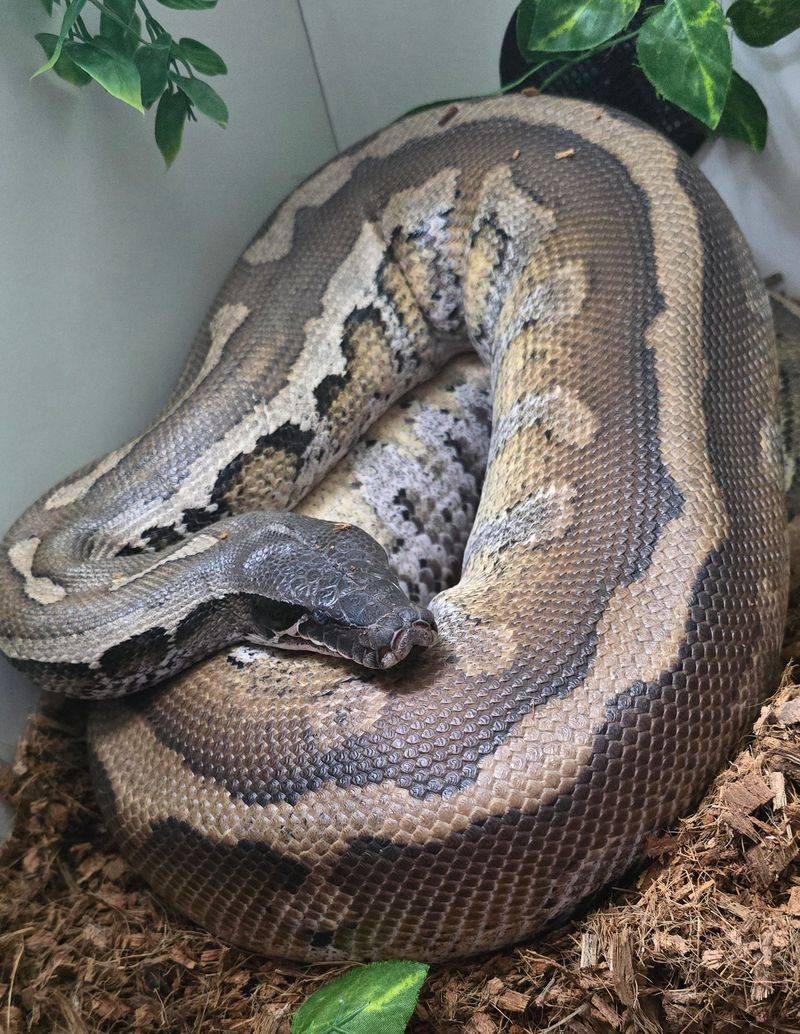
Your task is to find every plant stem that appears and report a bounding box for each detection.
[83,0,149,45]
[518,24,647,95]
[500,58,559,94]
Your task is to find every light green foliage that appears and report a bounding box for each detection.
[30,0,227,164]
[728,0,800,46]
[292,962,429,1034]
[637,0,731,129]
[64,39,144,111]
[32,0,88,77]
[523,0,640,52]
[35,32,91,84]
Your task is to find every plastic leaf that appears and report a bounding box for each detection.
[171,73,228,126]
[728,0,800,47]
[99,0,141,55]
[62,40,144,112]
[155,0,218,10]
[292,962,429,1034]
[135,39,172,108]
[175,37,227,75]
[35,32,91,85]
[155,88,189,166]
[32,0,88,78]
[636,0,732,129]
[524,0,640,52]
[716,70,768,150]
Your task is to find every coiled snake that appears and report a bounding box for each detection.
[1,97,793,961]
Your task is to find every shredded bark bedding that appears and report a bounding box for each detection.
[2,661,799,1033]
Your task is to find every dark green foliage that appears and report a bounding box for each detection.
[31,0,228,165]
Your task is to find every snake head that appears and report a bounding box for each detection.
[241,516,437,669]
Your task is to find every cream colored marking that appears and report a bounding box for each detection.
[473,164,556,247]
[109,534,218,591]
[380,168,463,330]
[380,167,459,241]
[8,537,66,605]
[494,260,588,360]
[464,482,575,564]
[0,550,222,662]
[464,164,558,360]
[44,441,138,511]
[243,157,359,264]
[490,385,598,458]
[190,304,250,393]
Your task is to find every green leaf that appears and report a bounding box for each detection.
[636,0,732,129]
[155,88,189,166]
[525,0,640,52]
[38,0,55,15]
[135,39,172,108]
[99,0,141,54]
[32,0,88,78]
[175,37,227,75]
[62,40,144,112]
[35,32,91,85]
[516,0,540,55]
[155,0,218,9]
[728,0,800,46]
[716,70,768,150]
[292,962,429,1034]
[171,73,228,126]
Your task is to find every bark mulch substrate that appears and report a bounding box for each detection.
[2,666,800,1034]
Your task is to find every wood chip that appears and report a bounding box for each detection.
[554,148,575,160]
[521,85,540,96]
[438,104,458,127]
[512,148,521,160]
[484,976,504,997]
[785,885,800,915]
[580,930,598,969]
[497,989,529,1013]
[778,697,800,725]
[465,1014,497,1034]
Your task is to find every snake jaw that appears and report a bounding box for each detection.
[269,604,437,669]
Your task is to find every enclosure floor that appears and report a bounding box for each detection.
[2,647,800,1032]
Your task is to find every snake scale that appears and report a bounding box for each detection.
[1,96,794,962]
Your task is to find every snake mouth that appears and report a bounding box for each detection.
[269,607,437,669]
[371,618,437,668]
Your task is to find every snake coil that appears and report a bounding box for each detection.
[0,97,789,961]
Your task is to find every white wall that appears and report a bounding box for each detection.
[1,2,798,832]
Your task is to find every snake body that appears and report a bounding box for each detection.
[1,97,790,961]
